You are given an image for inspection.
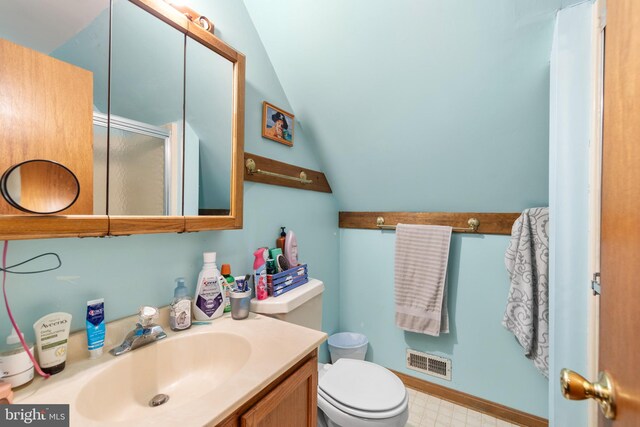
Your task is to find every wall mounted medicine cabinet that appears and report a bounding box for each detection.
[0,0,245,240]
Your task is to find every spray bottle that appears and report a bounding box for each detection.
[253,248,269,300]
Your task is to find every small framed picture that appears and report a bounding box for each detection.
[262,101,294,146]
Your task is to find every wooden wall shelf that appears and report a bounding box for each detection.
[244,153,331,193]
[339,212,520,235]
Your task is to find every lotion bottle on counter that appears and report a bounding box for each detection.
[284,229,299,266]
[33,312,72,375]
[193,252,226,321]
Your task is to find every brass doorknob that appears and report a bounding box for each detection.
[560,369,616,420]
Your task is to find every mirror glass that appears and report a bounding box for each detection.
[0,0,237,219]
[185,37,234,216]
[0,0,110,111]
[108,0,186,216]
[1,161,80,214]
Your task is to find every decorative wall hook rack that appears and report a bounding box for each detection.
[338,212,520,235]
[375,216,480,232]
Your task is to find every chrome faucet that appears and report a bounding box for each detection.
[110,306,167,356]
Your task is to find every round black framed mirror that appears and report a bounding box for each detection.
[0,160,80,214]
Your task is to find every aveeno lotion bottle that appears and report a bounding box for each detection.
[33,312,72,375]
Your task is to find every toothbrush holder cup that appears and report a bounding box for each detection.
[230,290,252,320]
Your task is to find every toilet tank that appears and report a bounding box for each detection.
[249,279,324,330]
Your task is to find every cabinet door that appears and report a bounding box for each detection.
[241,356,317,427]
[0,39,94,216]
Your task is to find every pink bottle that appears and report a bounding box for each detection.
[253,248,269,300]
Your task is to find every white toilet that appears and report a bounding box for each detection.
[250,279,410,427]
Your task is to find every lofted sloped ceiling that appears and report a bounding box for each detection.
[244,0,586,213]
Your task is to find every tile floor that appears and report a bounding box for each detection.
[406,388,521,427]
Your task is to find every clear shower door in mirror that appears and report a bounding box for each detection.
[94,114,172,215]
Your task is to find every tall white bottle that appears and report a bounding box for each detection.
[193,252,227,321]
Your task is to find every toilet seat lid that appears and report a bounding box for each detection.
[318,359,406,413]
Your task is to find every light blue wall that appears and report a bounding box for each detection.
[1,184,338,358]
[548,3,594,425]
[244,0,563,212]
[340,231,549,417]
[245,0,563,418]
[0,0,339,362]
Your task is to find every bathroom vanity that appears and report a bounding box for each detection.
[217,350,318,427]
[14,312,326,427]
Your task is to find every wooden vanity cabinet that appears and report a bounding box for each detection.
[216,350,318,427]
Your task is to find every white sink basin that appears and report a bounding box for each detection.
[15,312,326,427]
[75,332,251,423]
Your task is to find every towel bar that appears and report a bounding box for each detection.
[245,158,313,184]
[375,216,480,233]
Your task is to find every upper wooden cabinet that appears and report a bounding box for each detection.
[0,0,244,240]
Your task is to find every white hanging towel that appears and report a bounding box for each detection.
[394,224,452,336]
[502,207,550,377]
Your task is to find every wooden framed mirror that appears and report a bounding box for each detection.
[0,0,244,239]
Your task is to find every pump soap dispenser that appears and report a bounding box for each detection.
[170,278,192,331]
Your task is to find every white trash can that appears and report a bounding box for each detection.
[327,332,368,363]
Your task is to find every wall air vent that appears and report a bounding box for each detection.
[406,349,452,381]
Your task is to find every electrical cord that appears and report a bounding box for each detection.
[0,252,61,275]
[2,241,60,379]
